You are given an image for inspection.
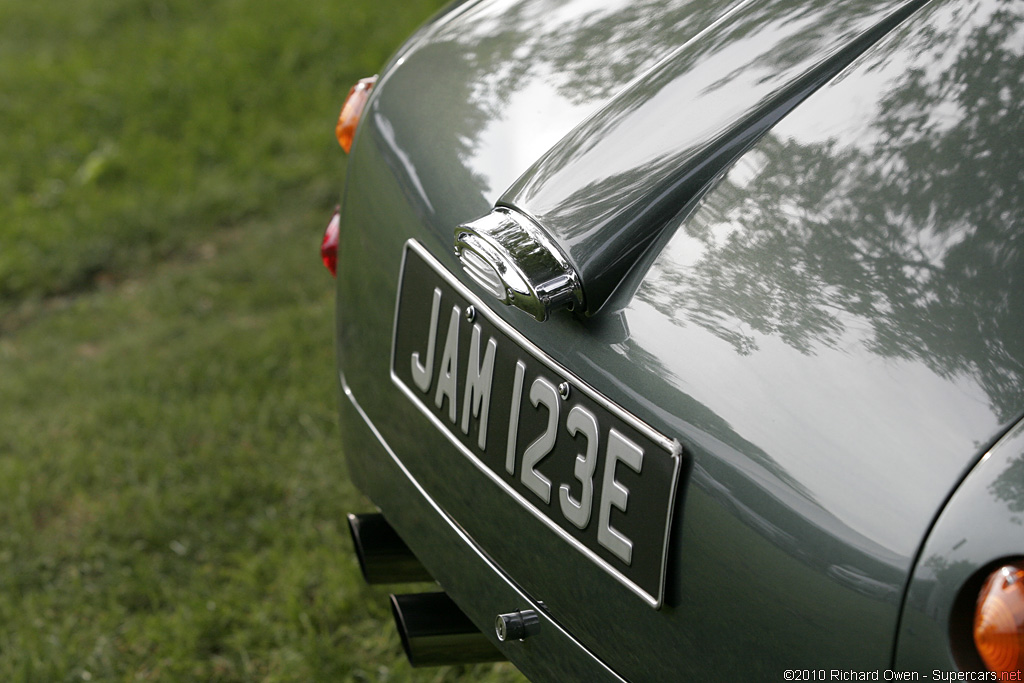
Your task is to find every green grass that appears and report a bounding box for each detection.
[0,0,526,680]
[0,0,440,305]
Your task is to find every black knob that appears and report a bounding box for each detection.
[494,610,540,642]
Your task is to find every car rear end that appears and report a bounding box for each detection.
[326,0,1024,679]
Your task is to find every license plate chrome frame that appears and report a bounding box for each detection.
[390,239,682,608]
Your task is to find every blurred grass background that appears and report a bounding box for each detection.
[0,0,524,680]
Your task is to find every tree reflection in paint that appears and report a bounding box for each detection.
[990,454,1024,522]
[640,0,1024,423]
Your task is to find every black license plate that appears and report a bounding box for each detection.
[391,240,682,608]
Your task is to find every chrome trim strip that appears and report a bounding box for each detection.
[390,239,682,609]
[340,372,627,682]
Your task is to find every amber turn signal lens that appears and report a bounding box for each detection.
[321,208,340,277]
[336,76,377,153]
[974,563,1024,675]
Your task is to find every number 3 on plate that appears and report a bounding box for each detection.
[505,366,644,566]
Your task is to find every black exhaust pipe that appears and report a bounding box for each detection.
[346,513,433,584]
[390,592,506,667]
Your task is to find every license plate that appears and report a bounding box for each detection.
[391,240,682,608]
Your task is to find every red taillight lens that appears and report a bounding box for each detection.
[336,76,377,153]
[321,208,340,276]
[974,563,1024,675]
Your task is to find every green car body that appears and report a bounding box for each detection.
[334,0,1024,679]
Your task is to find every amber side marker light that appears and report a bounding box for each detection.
[336,76,377,153]
[974,563,1024,675]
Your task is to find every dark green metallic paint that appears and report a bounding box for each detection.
[895,420,1024,672]
[500,0,931,315]
[335,0,1024,678]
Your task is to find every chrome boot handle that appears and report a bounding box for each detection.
[454,207,583,322]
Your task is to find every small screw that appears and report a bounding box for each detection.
[558,382,571,400]
[465,305,476,323]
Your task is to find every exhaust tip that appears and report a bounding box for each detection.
[390,592,506,667]
[346,513,434,585]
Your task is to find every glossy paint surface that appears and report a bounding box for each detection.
[895,420,1024,672]
[620,0,1024,562]
[501,0,928,313]
[336,0,1024,678]
[361,0,750,232]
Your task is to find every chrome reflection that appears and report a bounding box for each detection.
[454,207,583,321]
